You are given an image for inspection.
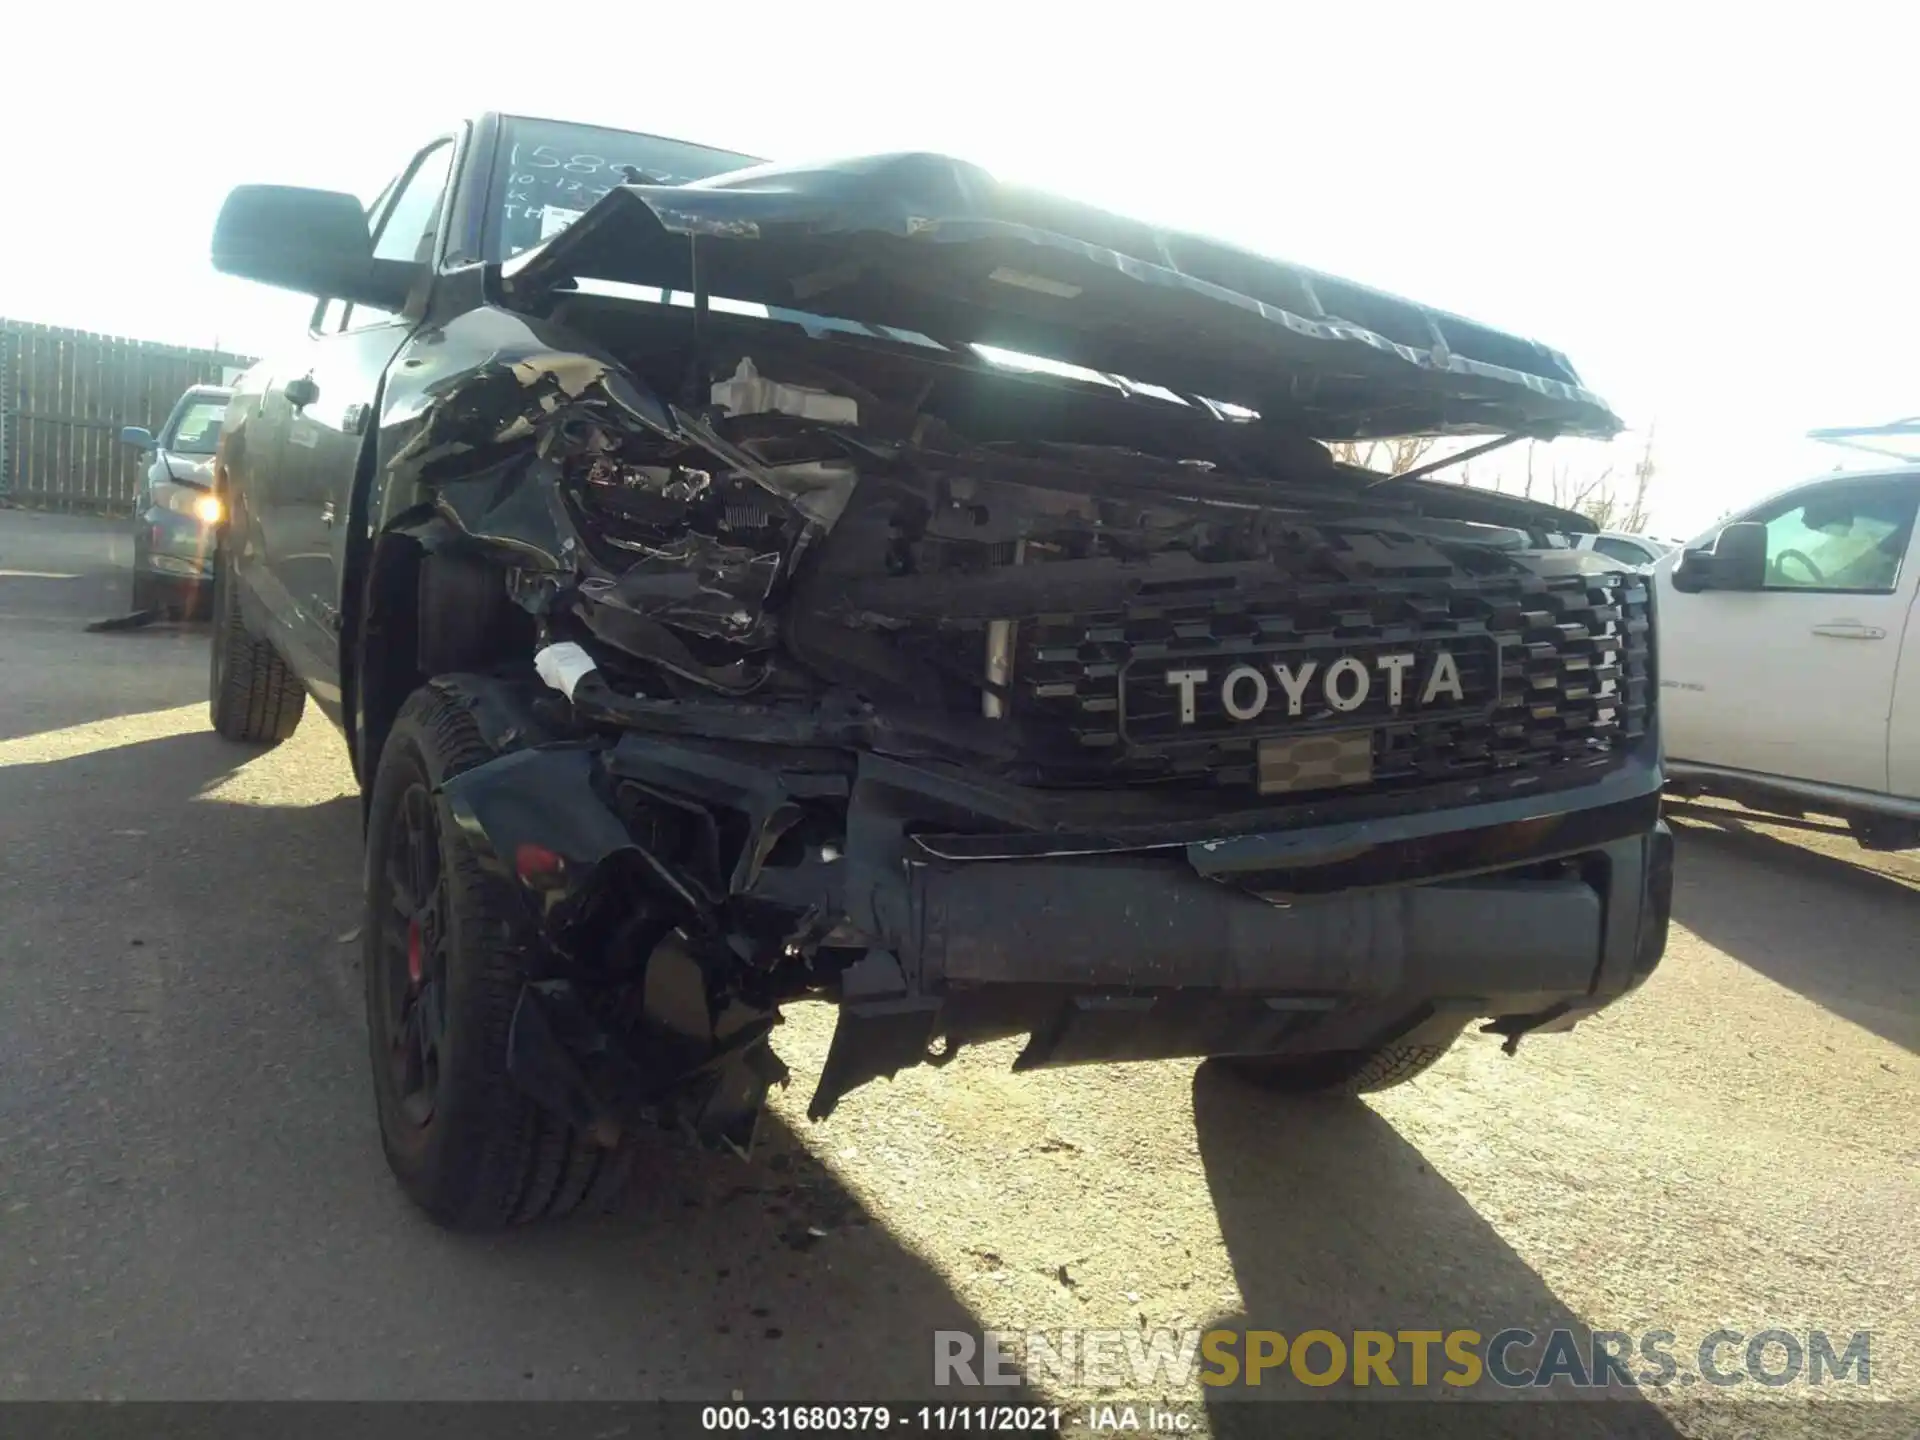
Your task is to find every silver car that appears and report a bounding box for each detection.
[1570,529,1684,568]
[118,385,230,616]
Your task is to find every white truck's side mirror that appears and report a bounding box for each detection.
[1672,521,1767,593]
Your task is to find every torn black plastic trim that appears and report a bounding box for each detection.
[442,746,660,932]
[443,737,801,1153]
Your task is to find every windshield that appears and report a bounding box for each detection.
[165,397,228,455]
[492,118,762,260]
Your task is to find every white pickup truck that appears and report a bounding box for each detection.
[1653,465,1920,850]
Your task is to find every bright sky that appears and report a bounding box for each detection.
[5,4,1913,535]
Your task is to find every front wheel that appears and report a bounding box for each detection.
[130,571,163,615]
[363,684,625,1229]
[130,529,162,615]
[208,552,305,742]
[1211,1036,1459,1096]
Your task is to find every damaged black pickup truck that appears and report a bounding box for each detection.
[207,113,1671,1229]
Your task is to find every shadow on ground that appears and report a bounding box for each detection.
[0,724,1015,1401]
[1191,1068,1682,1437]
[1667,816,1920,1054]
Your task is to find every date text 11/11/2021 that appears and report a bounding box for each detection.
[700,1405,1066,1433]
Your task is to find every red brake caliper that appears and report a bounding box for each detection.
[406,917,424,986]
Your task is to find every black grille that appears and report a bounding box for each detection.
[1007,570,1652,793]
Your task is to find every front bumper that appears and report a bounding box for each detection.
[811,777,1671,1117]
[137,510,216,586]
[433,676,1672,1138]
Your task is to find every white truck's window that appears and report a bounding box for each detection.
[1756,488,1918,592]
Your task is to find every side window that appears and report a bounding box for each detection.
[344,140,455,331]
[1752,485,1919,593]
[373,140,454,264]
[1593,536,1655,565]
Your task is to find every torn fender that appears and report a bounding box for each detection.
[381,343,849,669]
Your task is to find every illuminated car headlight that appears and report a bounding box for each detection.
[158,484,223,525]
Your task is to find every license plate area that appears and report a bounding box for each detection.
[1256,730,1375,795]
[1118,634,1501,745]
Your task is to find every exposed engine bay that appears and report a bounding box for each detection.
[402,325,1617,747]
[382,317,1653,1155]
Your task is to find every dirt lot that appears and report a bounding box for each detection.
[0,508,1913,1436]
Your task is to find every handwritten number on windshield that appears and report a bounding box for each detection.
[508,144,695,186]
[511,145,611,175]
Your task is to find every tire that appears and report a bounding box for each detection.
[208,552,305,743]
[178,579,213,623]
[130,530,162,614]
[1214,1036,1458,1097]
[362,683,625,1230]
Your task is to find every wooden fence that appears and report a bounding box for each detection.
[0,319,254,515]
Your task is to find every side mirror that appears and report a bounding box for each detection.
[211,184,417,311]
[119,425,155,450]
[1672,520,1768,593]
[1707,521,1769,590]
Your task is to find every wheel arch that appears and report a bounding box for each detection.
[351,530,429,802]
[349,521,532,806]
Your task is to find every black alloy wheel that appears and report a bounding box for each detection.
[361,684,629,1228]
[374,780,450,1130]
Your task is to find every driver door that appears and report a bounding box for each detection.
[251,135,459,719]
[1657,475,1920,792]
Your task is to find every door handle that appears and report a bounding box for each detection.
[320,501,336,530]
[1811,623,1886,640]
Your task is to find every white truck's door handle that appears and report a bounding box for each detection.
[1811,623,1886,640]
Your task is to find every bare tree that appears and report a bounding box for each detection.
[1327,435,1439,476]
[1621,426,1656,533]
[1328,432,1664,534]
[1461,432,1660,533]
[1497,440,1617,522]
[1561,463,1620,528]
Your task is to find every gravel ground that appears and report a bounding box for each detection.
[0,508,1913,1437]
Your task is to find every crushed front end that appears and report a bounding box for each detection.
[377,154,1671,1151]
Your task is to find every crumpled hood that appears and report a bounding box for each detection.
[502,151,1621,443]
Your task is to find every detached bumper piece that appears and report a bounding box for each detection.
[507,979,790,1156]
[433,676,1671,1145]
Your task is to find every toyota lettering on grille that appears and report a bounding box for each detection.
[1120,637,1500,741]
